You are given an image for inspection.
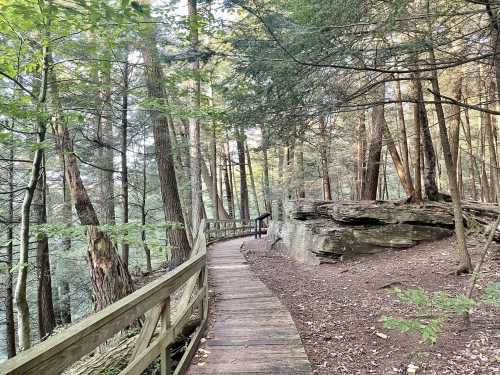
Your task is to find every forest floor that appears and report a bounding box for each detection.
[241,236,500,375]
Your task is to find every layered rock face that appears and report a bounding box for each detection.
[268,200,498,265]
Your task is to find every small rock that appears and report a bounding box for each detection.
[407,364,419,374]
[376,332,388,339]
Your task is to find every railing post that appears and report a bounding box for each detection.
[198,263,208,322]
[160,297,172,375]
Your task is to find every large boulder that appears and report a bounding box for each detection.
[268,200,499,265]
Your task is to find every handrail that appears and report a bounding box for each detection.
[1,221,209,375]
[204,218,254,243]
[0,218,258,375]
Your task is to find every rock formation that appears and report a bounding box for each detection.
[268,200,500,265]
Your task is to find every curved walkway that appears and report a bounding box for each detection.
[188,237,312,374]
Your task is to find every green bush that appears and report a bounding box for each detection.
[380,285,500,344]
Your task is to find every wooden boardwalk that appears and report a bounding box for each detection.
[188,237,312,374]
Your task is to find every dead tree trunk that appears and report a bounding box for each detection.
[49,64,134,311]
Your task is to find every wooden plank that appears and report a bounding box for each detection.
[120,288,206,375]
[130,303,164,361]
[120,328,173,375]
[187,237,312,375]
[173,318,207,375]
[160,297,172,375]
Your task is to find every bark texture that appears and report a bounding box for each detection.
[137,2,191,269]
[362,84,385,200]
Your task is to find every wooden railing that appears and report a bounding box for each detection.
[1,221,210,375]
[205,219,254,243]
[0,218,259,375]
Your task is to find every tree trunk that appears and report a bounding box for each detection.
[121,57,130,268]
[488,80,498,202]
[49,64,134,311]
[480,106,491,202]
[201,156,230,219]
[141,129,152,273]
[261,127,272,212]
[319,115,332,200]
[96,60,115,225]
[236,126,250,221]
[449,75,463,170]
[462,105,479,200]
[59,159,72,324]
[395,77,414,195]
[414,74,439,200]
[383,121,413,199]
[412,80,423,202]
[188,0,203,233]
[137,2,191,269]
[33,158,56,341]
[6,140,16,357]
[429,48,472,273]
[486,86,499,204]
[362,84,385,200]
[246,142,261,215]
[296,140,306,199]
[286,141,295,200]
[277,147,285,220]
[222,147,234,218]
[15,45,50,351]
[356,110,367,200]
[208,81,220,221]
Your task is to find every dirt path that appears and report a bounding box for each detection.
[188,237,312,374]
[242,237,500,375]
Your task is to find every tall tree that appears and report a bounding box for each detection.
[33,160,56,340]
[236,126,250,220]
[188,0,203,232]
[49,64,134,311]
[362,84,385,200]
[429,48,472,273]
[319,115,332,200]
[121,57,130,268]
[5,138,16,357]
[137,0,191,269]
